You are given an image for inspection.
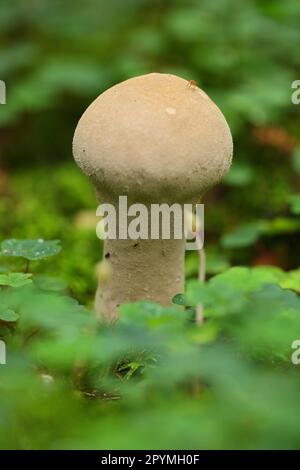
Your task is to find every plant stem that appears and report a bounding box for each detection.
[196,245,205,326]
[24,259,30,273]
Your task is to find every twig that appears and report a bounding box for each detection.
[196,237,205,325]
[24,259,30,273]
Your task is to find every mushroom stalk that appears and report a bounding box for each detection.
[97,237,185,322]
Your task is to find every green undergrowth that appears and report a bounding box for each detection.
[1,238,300,449]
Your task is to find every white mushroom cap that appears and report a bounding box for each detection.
[73,73,233,204]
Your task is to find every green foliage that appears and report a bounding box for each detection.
[222,221,268,248]
[222,218,300,248]
[1,239,61,261]
[0,308,19,322]
[292,147,300,174]
[1,0,299,133]
[0,246,300,449]
[289,194,300,215]
[0,272,32,288]
[224,162,254,187]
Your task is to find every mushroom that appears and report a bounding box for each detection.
[73,73,233,322]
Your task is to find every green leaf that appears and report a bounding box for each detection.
[33,275,67,292]
[0,308,19,322]
[230,285,300,362]
[280,269,300,292]
[221,221,267,248]
[186,267,285,318]
[0,273,32,288]
[209,266,284,293]
[119,301,186,330]
[264,217,300,234]
[224,163,254,187]
[1,239,61,261]
[289,195,300,215]
[206,250,230,274]
[292,147,300,174]
[172,293,185,305]
[186,250,230,277]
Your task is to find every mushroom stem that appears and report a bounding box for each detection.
[96,237,185,322]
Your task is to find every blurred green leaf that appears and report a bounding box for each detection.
[0,308,19,322]
[280,269,300,292]
[225,163,254,187]
[289,195,300,215]
[292,147,300,174]
[1,239,61,260]
[221,221,267,248]
[0,273,32,288]
[264,217,300,233]
[172,293,185,305]
[33,275,67,292]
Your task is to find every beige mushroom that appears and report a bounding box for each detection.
[73,73,233,322]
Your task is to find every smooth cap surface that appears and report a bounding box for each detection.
[73,73,233,203]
